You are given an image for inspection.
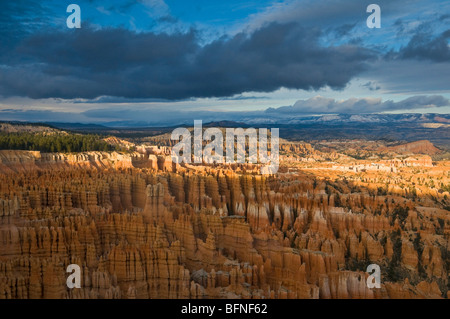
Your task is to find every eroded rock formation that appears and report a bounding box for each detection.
[0,150,448,299]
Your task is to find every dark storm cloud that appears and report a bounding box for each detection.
[1,0,447,103]
[0,22,375,100]
[399,29,450,62]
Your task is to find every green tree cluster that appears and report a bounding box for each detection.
[0,133,117,153]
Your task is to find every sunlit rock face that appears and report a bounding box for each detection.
[0,149,448,299]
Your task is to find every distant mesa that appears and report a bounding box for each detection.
[385,140,441,156]
[434,116,450,124]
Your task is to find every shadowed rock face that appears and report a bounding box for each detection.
[0,150,448,299]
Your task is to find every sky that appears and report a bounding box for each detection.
[0,0,449,125]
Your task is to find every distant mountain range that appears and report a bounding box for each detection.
[1,113,449,150]
[54,113,450,127]
[232,113,450,125]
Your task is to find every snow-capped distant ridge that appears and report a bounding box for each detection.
[239,113,450,125]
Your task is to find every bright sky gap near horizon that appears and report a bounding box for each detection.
[0,0,449,125]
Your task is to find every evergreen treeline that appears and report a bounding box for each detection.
[0,132,117,153]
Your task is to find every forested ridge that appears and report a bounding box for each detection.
[0,132,118,153]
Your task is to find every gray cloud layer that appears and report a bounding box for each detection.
[267,95,450,114]
[1,95,447,126]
